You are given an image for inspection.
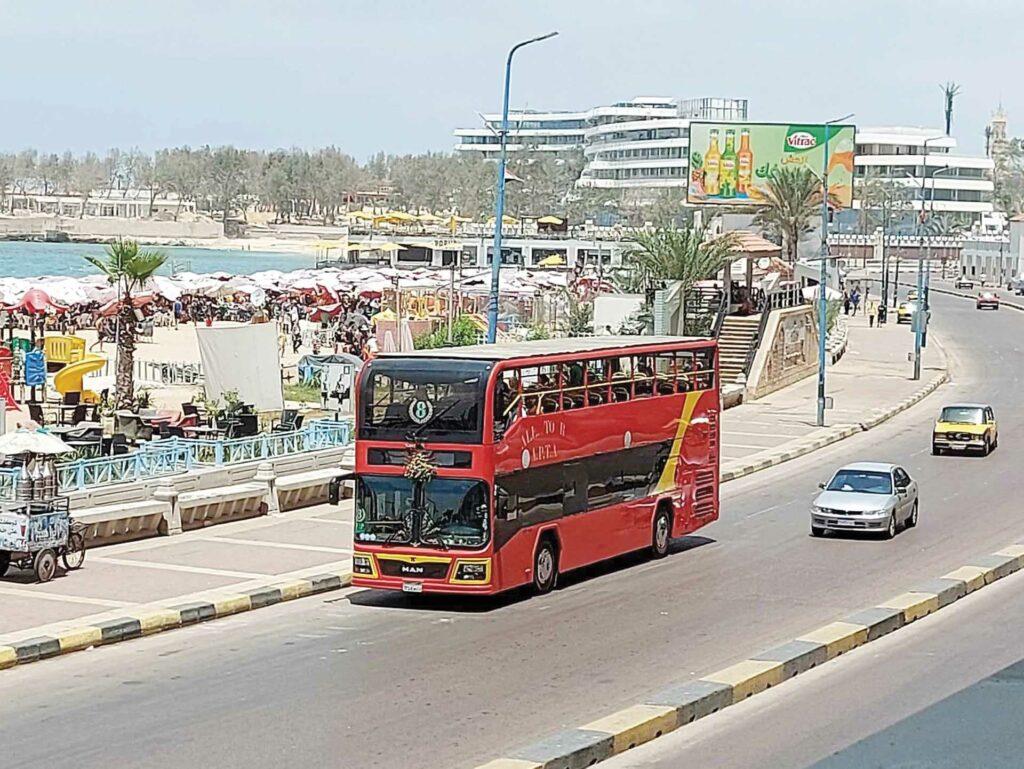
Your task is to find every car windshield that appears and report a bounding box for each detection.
[940,406,984,424]
[826,469,893,495]
[355,475,489,548]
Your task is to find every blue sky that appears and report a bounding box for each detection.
[1,0,1018,159]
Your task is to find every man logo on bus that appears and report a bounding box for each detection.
[408,398,434,425]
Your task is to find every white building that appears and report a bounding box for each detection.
[453,110,588,157]
[454,102,994,218]
[853,127,994,216]
[6,189,196,219]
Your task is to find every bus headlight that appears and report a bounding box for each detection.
[452,560,490,583]
[353,554,375,576]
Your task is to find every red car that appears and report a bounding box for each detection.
[977,291,1000,310]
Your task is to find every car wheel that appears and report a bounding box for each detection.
[883,514,897,540]
[931,444,942,456]
[811,525,826,538]
[907,500,919,528]
[651,508,671,558]
[0,550,9,578]
[983,436,991,456]
[532,538,558,595]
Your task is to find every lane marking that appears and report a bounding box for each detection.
[746,504,780,518]
[198,536,352,555]
[0,585,135,608]
[88,556,268,579]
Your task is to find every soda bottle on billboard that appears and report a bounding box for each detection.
[737,128,753,196]
[719,129,737,199]
[703,129,721,196]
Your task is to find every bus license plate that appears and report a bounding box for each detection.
[402,581,423,594]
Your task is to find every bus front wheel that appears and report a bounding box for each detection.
[533,539,559,595]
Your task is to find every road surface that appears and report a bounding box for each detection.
[0,290,1019,769]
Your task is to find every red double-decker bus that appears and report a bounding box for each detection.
[351,336,720,596]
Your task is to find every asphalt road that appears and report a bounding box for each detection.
[601,562,1024,769]
[1,290,1021,769]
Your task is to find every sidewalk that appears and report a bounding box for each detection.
[721,310,947,477]
[0,500,353,647]
[0,312,949,665]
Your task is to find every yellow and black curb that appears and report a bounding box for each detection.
[0,569,352,672]
[721,370,947,484]
[475,542,1024,769]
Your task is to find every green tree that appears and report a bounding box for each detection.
[754,165,835,262]
[85,240,168,408]
[414,316,480,349]
[69,153,107,218]
[625,223,738,290]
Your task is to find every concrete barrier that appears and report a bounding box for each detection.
[75,461,353,546]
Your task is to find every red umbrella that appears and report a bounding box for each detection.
[98,293,155,318]
[308,302,346,323]
[5,289,68,314]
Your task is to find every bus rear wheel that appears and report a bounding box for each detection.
[533,539,558,595]
[651,507,672,558]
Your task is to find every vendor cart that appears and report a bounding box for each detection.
[0,497,85,582]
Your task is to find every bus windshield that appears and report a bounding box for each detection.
[358,358,490,443]
[355,475,490,548]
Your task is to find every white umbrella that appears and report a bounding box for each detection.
[0,429,75,456]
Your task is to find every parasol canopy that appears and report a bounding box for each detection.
[5,289,68,315]
[0,429,74,455]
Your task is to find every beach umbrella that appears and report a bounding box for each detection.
[537,215,564,225]
[6,288,68,314]
[0,429,74,456]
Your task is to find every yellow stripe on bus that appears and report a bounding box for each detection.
[653,391,703,494]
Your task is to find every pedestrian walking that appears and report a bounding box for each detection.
[842,290,851,316]
[850,288,861,316]
[868,299,878,328]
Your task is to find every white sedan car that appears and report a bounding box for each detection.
[811,462,918,539]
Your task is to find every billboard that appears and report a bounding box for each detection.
[687,122,856,208]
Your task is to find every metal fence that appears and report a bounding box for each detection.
[0,420,353,499]
[98,358,204,386]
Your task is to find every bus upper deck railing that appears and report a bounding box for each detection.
[0,420,353,499]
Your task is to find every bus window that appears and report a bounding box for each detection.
[634,355,655,397]
[655,354,677,395]
[609,356,632,402]
[675,351,695,392]
[694,348,715,390]
[520,367,541,415]
[494,370,522,438]
[561,362,586,409]
[537,364,560,414]
[585,360,608,405]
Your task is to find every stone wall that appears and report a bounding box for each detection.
[745,305,820,399]
[0,215,224,239]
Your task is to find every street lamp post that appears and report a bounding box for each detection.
[485,31,558,344]
[816,113,854,428]
[913,136,945,380]
[922,165,955,347]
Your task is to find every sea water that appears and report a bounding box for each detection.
[1,242,314,278]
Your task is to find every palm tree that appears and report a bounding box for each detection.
[85,240,167,408]
[625,223,738,290]
[753,166,837,262]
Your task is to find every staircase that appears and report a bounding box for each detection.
[717,315,762,386]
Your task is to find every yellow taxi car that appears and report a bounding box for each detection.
[896,300,918,324]
[932,403,998,456]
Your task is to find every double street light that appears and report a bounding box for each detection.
[912,136,946,380]
[485,31,559,344]
[816,113,855,428]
